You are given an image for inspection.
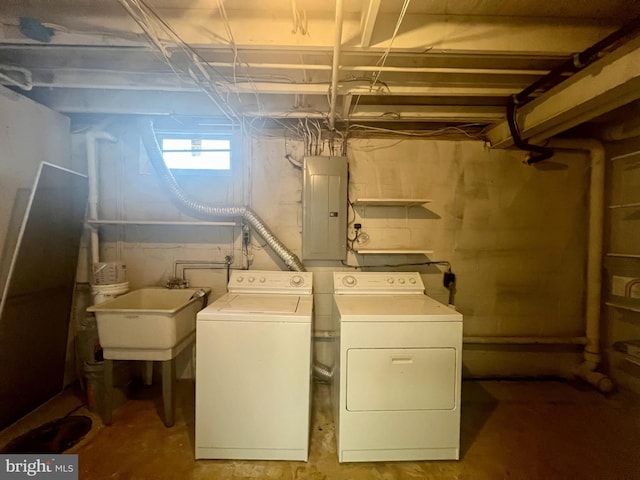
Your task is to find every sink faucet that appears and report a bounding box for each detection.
[166,277,189,289]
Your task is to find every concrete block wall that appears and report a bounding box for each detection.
[93,126,592,378]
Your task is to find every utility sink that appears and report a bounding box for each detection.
[87,287,211,361]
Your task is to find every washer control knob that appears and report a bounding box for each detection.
[409,278,417,284]
[342,275,357,287]
[398,278,405,284]
[236,276,244,282]
[248,276,255,283]
[259,277,266,283]
[290,275,305,287]
[387,277,395,284]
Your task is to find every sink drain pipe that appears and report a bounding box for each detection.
[138,120,306,272]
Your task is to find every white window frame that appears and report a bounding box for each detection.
[158,133,233,176]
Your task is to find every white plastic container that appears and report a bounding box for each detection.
[91,281,129,305]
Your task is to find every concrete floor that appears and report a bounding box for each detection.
[1,379,639,479]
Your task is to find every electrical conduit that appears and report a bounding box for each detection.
[138,120,306,272]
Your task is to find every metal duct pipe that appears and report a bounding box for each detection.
[138,121,305,272]
[313,362,334,383]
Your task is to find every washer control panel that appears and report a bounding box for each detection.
[229,270,313,294]
[334,272,424,294]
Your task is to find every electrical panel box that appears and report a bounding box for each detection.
[302,156,348,260]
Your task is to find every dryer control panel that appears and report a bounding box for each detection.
[334,272,424,295]
[229,270,313,294]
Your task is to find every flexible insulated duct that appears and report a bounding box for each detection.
[139,120,306,272]
[313,362,334,383]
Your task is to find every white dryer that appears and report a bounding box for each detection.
[332,271,463,462]
[195,270,313,461]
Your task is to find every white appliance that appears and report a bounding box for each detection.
[195,270,313,461]
[332,271,463,462]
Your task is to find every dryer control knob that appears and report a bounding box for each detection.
[387,277,395,284]
[248,276,255,283]
[409,278,417,284]
[259,277,266,283]
[398,278,405,284]
[290,275,305,287]
[236,276,244,282]
[342,275,357,287]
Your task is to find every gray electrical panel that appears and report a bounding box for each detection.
[302,156,348,260]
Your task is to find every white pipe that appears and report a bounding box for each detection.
[86,131,117,266]
[205,61,547,76]
[328,0,344,130]
[547,138,614,393]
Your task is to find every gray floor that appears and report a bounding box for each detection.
[1,379,639,479]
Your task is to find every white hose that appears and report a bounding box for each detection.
[139,121,306,272]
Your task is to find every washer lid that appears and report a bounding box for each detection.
[335,294,461,321]
[198,293,313,321]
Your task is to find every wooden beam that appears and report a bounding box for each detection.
[360,0,382,48]
[486,35,640,148]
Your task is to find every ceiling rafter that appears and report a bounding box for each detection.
[360,0,381,48]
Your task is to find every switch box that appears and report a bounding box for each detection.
[302,156,348,260]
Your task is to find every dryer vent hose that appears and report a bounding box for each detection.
[313,362,334,382]
[138,120,306,272]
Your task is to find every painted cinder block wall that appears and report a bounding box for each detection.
[92,124,591,378]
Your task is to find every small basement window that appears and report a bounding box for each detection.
[159,135,232,174]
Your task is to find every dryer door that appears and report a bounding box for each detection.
[346,347,457,411]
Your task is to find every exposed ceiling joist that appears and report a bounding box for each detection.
[486,35,640,148]
[1,0,639,130]
[360,0,381,47]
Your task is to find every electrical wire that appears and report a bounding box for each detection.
[371,0,411,90]
[119,0,240,122]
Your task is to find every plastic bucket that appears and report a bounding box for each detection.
[91,281,129,305]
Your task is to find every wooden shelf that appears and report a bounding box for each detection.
[609,202,640,209]
[611,151,640,162]
[606,301,640,313]
[87,220,237,227]
[353,198,432,207]
[354,248,434,255]
[607,253,640,259]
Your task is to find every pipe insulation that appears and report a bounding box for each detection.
[138,120,306,272]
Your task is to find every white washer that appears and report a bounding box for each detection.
[195,270,313,461]
[332,271,463,462]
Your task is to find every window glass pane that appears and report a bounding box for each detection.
[161,136,232,172]
[163,151,231,170]
[200,139,230,150]
[162,138,192,151]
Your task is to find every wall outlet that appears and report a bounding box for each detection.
[611,276,640,299]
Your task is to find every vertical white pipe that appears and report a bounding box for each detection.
[328,0,344,130]
[548,138,613,393]
[86,131,117,266]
